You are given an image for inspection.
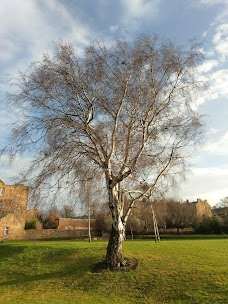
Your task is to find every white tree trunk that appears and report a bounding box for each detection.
[105,182,125,269]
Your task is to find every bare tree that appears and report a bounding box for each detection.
[91,201,112,235]
[3,34,204,270]
[60,203,76,218]
[166,200,196,233]
[216,197,228,208]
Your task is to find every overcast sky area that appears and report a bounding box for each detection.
[0,0,228,206]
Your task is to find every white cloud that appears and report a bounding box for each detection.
[212,23,228,59]
[44,0,90,46]
[204,131,228,154]
[208,69,228,100]
[122,0,159,18]
[0,155,32,184]
[192,19,228,109]
[197,60,219,73]
[194,68,228,107]
[179,166,228,205]
[0,0,92,76]
[0,0,47,62]
[120,0,160,28]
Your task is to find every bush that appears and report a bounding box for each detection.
[25,220,36,229]
[43,220,58,229]
[195,216,223,234]
[43,213,59,229]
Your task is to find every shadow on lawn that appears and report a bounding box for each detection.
[0,243,98,288]
[0,244,26,261]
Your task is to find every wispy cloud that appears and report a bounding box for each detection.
[197,60,219,73]
[121,0,160,19]
[120,0,160,29]
[194,19,228,108]
[0,0,92,78]
[195,68,228,107]
[204,131,228,155]
[212,23,228,60]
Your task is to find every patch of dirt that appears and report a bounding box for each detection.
[92,258,138,273]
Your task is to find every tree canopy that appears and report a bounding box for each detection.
[3,34,205,269]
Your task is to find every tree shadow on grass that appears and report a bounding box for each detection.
[0,244,98,288]
[0,244,26,261]
[0,258,95,288]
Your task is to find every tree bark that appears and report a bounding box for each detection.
[106,223,125,269]
[105,182,125,270]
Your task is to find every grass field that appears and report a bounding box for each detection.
[0,238,227,304]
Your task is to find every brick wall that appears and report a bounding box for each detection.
[58,218,98,230]
[24,228,98,240]
[23,218,99,240]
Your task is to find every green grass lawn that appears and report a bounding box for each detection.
[0,238,227,304]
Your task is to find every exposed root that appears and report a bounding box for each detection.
[92,258,138,273]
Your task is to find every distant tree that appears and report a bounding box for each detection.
[3,34,205,269]
[41,205,60,219]
[92,202,112,235]
[216,197,228,208]
[126,202,145,236]
[152,200,169,229]
[166,200,196,233]
[60,204,76,218]
[195,215,223,234]
[222,215,228,233]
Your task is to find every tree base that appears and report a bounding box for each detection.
[92,258,138,273]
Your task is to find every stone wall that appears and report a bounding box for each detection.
[0,179,29,240]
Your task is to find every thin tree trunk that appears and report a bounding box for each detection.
[177,227,180,234]
[88,200,91,243]
[130,227,134,240]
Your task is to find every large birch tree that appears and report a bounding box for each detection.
[3,35,204,270]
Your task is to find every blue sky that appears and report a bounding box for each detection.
[0,0,228,206]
